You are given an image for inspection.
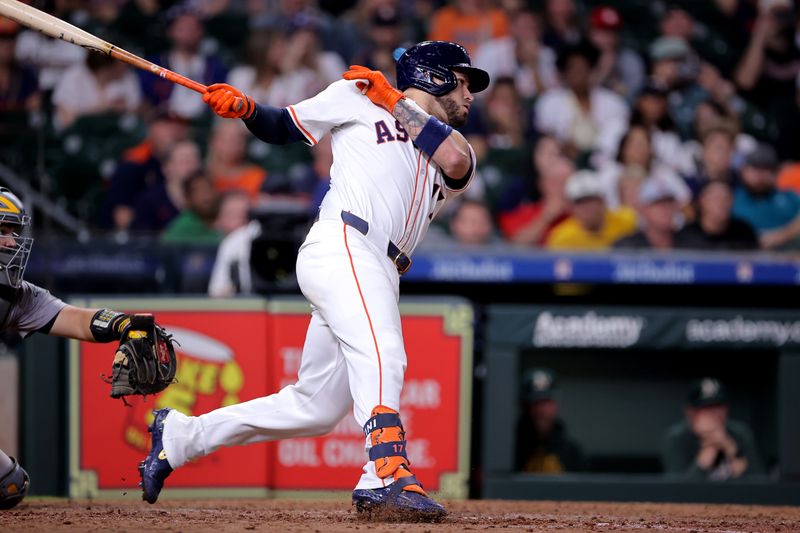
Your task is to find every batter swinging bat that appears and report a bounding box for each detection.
[0,0,241,108]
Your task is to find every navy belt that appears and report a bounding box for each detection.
[340,211,412,275]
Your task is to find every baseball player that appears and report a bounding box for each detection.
[138,41,488,521]
[0,187,169,510]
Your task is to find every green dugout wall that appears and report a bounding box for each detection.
[483,305,800,504]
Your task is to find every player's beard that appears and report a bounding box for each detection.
[438,94,468,128]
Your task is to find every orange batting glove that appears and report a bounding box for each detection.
[342,65,405,113]
[203,83,255,120]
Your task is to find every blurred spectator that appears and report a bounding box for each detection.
[648,36,709,140]
[473,8,558,99]
[630,80,694,175]
[587,5,646,102]
[251,0,348,62]
[448,199,497,246]
[208,219,261,297]
[689,99,757,168]
[139,6,228,119]
[52,53,141,130]
[662,377,765,480]
[515,368,584,473]
[614,179,680,250]
[283,14,347,90]
[427,0,509,56]
[351,7,403,85]
[482,77,527,149]
[596,124,690,209]
[214,189,251,236]
[540,0,581,51]
[545,170,637,250]
[206,120,266,200]
[14,0,87,92]
[535,40,629,160]
[0,22,39,113]
[422,198,498,248]
[777,161,800,194]
[101,111,188,230]
[675,181,758,251]
[407,0,437,44]
[132,139,202,232]
[113,0,168,56]
[734,0,800,158]
[162,172,222,244]
[683,123,740,198]
[498,135,573,246]
[226,29,329,108]
[733,144,800,249]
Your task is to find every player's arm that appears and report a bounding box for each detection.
[342,66,473,181]
[392,97,472,181]
[49,306,131,343]
[201,83,306,145]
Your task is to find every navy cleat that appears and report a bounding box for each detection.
[138,408,174,504]
[352,477,447,522]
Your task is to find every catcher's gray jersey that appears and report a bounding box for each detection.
[2,281,66,337]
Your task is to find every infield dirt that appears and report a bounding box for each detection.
[2,498,799,532]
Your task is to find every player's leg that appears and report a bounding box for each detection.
[161,310,352,467]
[0,448,29,510]
[299,220,444,519]
[140,308,353,503]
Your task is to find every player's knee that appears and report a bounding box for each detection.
[0,459,30,510]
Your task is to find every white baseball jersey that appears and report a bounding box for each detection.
[287,79,475,255]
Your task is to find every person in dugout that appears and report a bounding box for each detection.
[515,368,585,473]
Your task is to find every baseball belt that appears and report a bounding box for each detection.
[340,211,412,275]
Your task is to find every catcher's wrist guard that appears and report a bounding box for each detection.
[105,314,177,401]
[90,309,130,343]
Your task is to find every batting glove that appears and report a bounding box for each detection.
[203,83,255,120]
[342,65,405,113]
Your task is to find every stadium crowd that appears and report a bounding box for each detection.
[1,0,800,256]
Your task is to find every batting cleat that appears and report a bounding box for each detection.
[138,408,173,504]
[352,481,447,522]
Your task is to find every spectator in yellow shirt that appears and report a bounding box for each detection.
[546,170,637,250]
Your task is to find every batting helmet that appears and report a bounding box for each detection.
[395,41,490,97]
[0,187,32,289]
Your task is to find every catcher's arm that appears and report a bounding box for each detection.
[50,305,128,342]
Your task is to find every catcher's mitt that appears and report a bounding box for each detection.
[107,314,177,400]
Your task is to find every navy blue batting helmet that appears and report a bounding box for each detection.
[395,41,490,96]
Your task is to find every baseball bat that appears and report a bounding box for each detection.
[0,0,240,107]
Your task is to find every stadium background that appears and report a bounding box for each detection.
[2,0,800,516]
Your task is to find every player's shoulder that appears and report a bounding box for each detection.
[17,280,49,301]
[318,79,364,100]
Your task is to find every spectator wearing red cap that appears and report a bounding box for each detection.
[587,5,646,103]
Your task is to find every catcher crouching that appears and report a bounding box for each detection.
[0,187,176,510]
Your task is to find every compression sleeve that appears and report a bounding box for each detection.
[243,104,306,145]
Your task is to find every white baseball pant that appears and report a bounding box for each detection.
[161,218,407,489]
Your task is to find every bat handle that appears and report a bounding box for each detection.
[166,71,242,112]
